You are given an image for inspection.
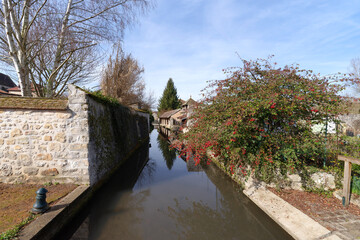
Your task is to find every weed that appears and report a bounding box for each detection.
[0,214,36,240]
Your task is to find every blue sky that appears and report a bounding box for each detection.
[122,0,360,102]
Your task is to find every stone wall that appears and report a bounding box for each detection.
[339,114,360,137]
[207,150,337,192]
[0,85,149,185]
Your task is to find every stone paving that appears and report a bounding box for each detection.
[268,188,360,240]
[310,207,360,240]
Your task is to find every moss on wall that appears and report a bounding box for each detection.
[0,97,68,110]
[86,96,149,185]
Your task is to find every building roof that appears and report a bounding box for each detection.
[172,109,187,121]
[159,109,180,119]
[7,84,36,92]
[0,89,14,95]
[182,97,197,107]
[7,86,20,91]
[0,73,16,88]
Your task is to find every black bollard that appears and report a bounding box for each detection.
[31,188,49,213]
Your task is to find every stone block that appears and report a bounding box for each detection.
[14,145,22,150]
[19,154,30,161]
[25,130,38,135]
[69,143,88,151]
[41,168,59,176]
[8,151,17,160]
[18,138,29,144]
[44,123,53,129]
[44,136,52,141]
[55,132,66,143]
[38,145,47,152]
[0,139,3,145]
[10,128,22,137]
[6,139,15,145]
[0,164,12,176]
[56,112,71,119]
[22,123,29,130]
[23,167,39,176]
[35,153,53,161]
[311,172,336,190]
[17,158,32,167]
[48,143,61,152]
[36,162,48,168]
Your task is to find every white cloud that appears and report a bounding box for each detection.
[122,0,360,103]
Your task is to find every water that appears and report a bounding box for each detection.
[64,130,293,240]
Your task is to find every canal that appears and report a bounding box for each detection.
[61,130,293,240]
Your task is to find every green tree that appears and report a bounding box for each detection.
[158,78,181,112]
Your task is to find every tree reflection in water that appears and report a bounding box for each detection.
[157,133,177,170]
[134,158,156,189]
[165,198,254,240]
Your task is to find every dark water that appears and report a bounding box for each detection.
[65,130,293,240]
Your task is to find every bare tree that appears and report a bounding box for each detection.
[101,44,155,110]
[350,57,360,79]
[0,0,151,97]
[349,57,360,92]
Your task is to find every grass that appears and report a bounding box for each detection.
[0,183,77,239]
[0,214,36,240]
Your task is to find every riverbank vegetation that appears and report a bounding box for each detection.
[176,56,360,189]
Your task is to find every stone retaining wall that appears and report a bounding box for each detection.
[207,151,337,191]
[0,85,149,185]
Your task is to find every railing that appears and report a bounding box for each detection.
[338,155,360,206]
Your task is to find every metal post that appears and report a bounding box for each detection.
[32,188,49,213]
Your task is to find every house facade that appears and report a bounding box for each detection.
[158,98,198,136]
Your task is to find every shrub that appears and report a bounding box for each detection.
[178,57,358,182]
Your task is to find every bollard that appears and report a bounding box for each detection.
[31,188,49,213]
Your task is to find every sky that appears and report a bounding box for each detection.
[121,0,360,103]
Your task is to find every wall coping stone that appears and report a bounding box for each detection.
[0,97,68,110]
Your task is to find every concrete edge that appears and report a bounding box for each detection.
[17,139,150,240]
[19,185,91,240]
[243,187,342,240]
[207,152,342,240]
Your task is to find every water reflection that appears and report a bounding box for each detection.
[66,131,293,240]
[157,133,176,170]
[166,198,251,240]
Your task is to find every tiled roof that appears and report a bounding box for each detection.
[0,73,16,88]
[0,89,13,95]
[182,97,197,106]
[8,84,36,92]
[159,109,180,119]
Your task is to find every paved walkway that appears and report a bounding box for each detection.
[312,208,360,240]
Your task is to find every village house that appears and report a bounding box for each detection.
[158,97,197,133]
[6,84,38,97]
[159,109,181,130]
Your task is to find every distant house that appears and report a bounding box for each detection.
[159,109,181,129]
[152,111,159,124]
[181,97,197,110]
[158,97,198,133]
[0,73,16,95]
[6,84,38,97]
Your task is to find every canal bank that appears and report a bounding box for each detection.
[209,156,345,240]
[57,131,293,239]
[19,130,354,239]
[18,137,150,240]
